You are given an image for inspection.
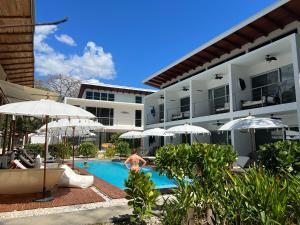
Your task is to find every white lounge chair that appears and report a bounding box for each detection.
[58,164,94,189]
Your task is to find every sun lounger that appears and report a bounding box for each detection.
[19,154,35,168]
[232,156,250,173]
[58,164,94,189]
[11,159,27,169]
[0,168,64,194]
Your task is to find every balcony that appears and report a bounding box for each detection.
[193,95,230,118]
[166,105,190,122]
[234,79,296,111]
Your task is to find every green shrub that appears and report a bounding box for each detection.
[115,141,131,156]
[224,167,300,225]
[104,147,116,158]
[78,142,98,158]
[155,143,237,224]
[48,143,71,160]
[124,171,160,223]
[24,143,44,156]
[258,141,300,175]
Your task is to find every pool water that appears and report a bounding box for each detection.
[75,160,176,190]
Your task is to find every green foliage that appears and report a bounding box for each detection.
[104,147,116,158]
[124,171,160,223]
[24,143,44,156]
[258,141,300,175]
[115,141,131,157]
[109,133,121,145]
[48,143,71,160]
[78,142,98,158]
[155,143,237,224]
[223,167,300,225]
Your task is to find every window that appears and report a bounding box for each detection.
[180,97,190,112]
[94,92,100,100]
[159,104,164,121]
[135,110,142,127]
[208,85,229,113]
[86,91,93,99]
[280,64,295,103]
[97,107,114,126]
[101,93,108,101]
[108,93,115,101]
[251,70,279,101]
[86,107,96,116]
[135,96,142,103]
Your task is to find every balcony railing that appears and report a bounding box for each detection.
[234,80,296,111]
[193,95,230,118]
[95,117,142,128]
[166,104,190,122]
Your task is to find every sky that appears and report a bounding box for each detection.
[35,0,277,89]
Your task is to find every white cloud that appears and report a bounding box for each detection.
[55,34,76,46]
[34,25,116,81]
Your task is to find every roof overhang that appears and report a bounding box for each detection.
[144,0,300,88]
[0,0,35,87]
[78,83,156,98]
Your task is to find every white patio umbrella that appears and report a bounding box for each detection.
[39,118,103,168]
[119,131,143,153]
[0,99,95,200]
[142,128,174,137]
[218,115,287,154]
[165,124,210,143]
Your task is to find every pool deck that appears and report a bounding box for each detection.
[0,162,127,214]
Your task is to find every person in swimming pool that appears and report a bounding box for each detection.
[124,149,146,171]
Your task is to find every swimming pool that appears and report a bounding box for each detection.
[75,160,176,190]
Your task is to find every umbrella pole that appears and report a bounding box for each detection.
[72,127,75,169]
[43,116,49,198]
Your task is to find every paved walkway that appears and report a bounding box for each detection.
[0,205,131,225]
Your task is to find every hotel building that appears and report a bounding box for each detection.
[143,0,300,157]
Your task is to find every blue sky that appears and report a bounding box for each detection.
[35,0,277,89]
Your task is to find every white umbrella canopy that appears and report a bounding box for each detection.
[119,131,143,139]
[218,115,287,131]
[0,99,95,119]
[142,128,174,137]
[165,124,210,135]
[39,118,103,131]
[0,99,95,201]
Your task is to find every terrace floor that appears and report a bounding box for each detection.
[0,163,127,213]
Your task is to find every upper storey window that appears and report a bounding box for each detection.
[135,96,142,103]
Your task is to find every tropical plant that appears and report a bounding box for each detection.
[257,140,300,175]
[155,143,237,224]
[124,170,160,224]
[78,142,98,159]
[115,141,131,156]
[104,147,116,158]
[48,143,71,160]
[24,143,44,156]
[224,167,300,225]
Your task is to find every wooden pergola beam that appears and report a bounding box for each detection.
[8,74,33,80]
[3,66,33,71]
[0,41,32,46]
[1,61,33,66]
[7,71,33,77]
[0,55,33,60]
[6,69,34,75]
[0,50,33,54]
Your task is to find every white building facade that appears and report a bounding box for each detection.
[65,83,155,147]
[143,0,300,157]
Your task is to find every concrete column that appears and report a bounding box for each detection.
[291,33,300,135]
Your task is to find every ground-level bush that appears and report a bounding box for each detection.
[257,140,300,175]
[48,143,71,160]
[115,141,131,156]
[104,147,116,158]
[124,170,160,224]
[155,143,237,224]
[24,143,44,156]
[78,142,98,158]
[224,167,300,225]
